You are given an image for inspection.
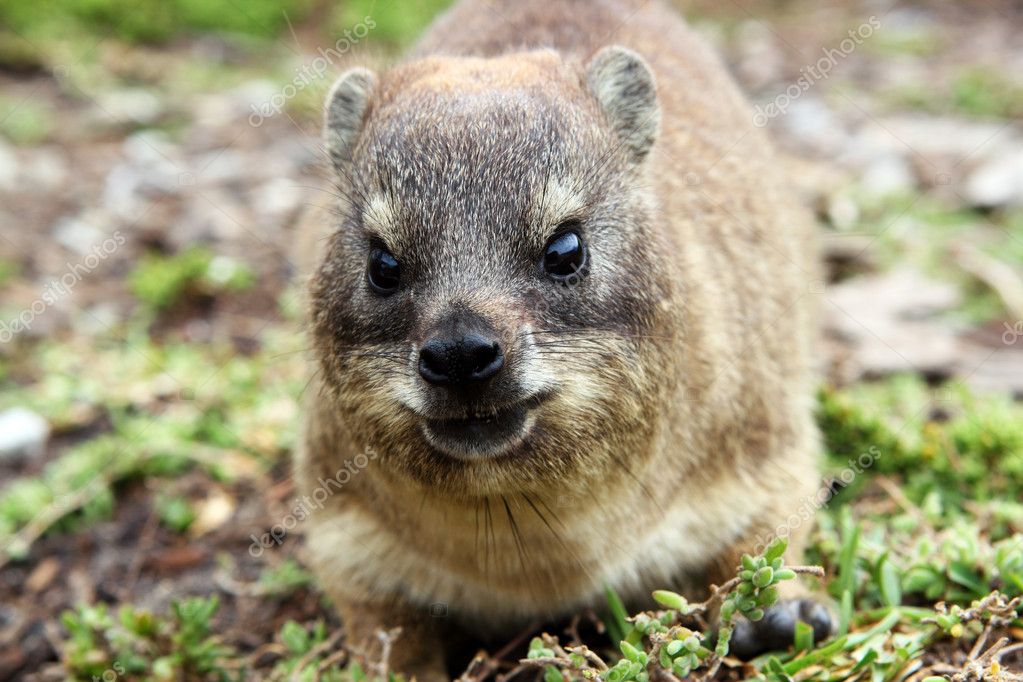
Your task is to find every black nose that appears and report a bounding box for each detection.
[419,334,504,386]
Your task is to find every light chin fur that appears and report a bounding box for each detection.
[419,410,539,461]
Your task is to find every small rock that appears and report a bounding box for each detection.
[230,79,281,114]
[778,98,846,155]
[255,178,303,218]
[860,153,916,196]
[0,139,17,191]
[123,130,178,167]
[21,146,68,189]
[825,269,961,379]
[826,193,860,230]
[96,88,164,126]
[79,302,122,335]
[965,148,1023,208]
[103,133,182,219]
[53,214,105,255]
[0,407,49,463]
[870,115,1017,162]
[195,150,247,184]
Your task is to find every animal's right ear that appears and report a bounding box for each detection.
[324,67,376,169]
[586,46,659,163]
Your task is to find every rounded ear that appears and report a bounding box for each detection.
[586,46,660,162]
[324,67,376,169]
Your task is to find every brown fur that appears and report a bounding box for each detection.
[295,0,822,678]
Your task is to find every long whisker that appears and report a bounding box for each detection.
[502,495,529,574]
[609,451,664,515]
[520,492,593,583]
[269,346,315,359]
[299,366,324,400]
[484,496,494,580]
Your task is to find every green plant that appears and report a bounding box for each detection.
[156,494,195,533]
[522,538,823,680]
[258,558,313,596]
[332,0,450,47]
[128,247,253,312]
[0,258,18,286]
[0,95,54,144]
[0,0,316,45]
[61,596,234,680]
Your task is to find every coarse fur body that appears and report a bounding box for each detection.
[295,0,824,676]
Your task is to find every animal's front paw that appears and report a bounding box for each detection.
[728,598,833,659]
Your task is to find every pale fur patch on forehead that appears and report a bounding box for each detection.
[535,177,587,231]
[362,194,397,241]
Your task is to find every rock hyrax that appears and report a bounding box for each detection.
[296,0,830,677]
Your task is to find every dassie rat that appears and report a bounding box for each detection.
[296,0,830,677]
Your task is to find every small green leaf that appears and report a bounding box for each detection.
[764,537,788,562]
[280,620,309,654]
[878,555,903,607]
[652,590,687,611]
[620,640,644,663]
[839,589,853,636]
[757,586,780,607]
[948,561,987,596]
[716,626,732,657]
[604,585,629,646]
[753,567,774,588]
[793,620,814,652]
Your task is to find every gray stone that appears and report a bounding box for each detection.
[22,147,68,190]
[255,178,303,219]
[825,269,961,379]
[779,99,846,155]
[965,148,1023,208]
[862,115,1018,168]
[0,407,49,463]
[96,89,164,126]
[0,139,17,191]
[860,153,916,196]
[53,213,105,256]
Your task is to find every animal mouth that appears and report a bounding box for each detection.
[421,393,550,459]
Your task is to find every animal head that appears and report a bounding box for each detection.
[309,47,677,495]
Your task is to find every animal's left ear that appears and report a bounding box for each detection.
[586,46,660,162]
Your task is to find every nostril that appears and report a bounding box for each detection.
[418,334,504,386]
[467,339,503,380]
[418,340,453,385]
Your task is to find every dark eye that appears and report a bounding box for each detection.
[542,227,587,282]
[367,244,400,295]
